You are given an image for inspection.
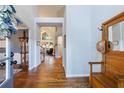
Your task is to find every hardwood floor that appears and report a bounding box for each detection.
[14,56,90,88]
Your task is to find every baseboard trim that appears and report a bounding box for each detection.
[29,63,41,71]
[66,74,89,78]
[29,66,34,71]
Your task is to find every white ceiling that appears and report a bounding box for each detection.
[38,5,65,17]
[38,5,64,13]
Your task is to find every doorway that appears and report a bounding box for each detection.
[12,29,29,71]
[40,27,57,62]
[40,26,63,62]
[57,36,63,59]
[35,18,65,68]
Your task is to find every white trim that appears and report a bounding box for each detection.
[34,63,40,68]
[29,66,34,71]
[33,17,64,71]
[66,74,89,78]
[35,17,64,24]
[29,63,41,71]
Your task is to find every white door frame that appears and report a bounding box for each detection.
[34,17,65,68]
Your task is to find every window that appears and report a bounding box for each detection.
[42,32,49,40]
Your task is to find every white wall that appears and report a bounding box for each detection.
[14,5,38,70]
[57,6,65,17]
[11,30,28,53]
[34,22,41,68]
[65,5,124,77]
[55,26,63,59]
[65,6,91,77]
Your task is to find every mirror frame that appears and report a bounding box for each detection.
[102,12,124,54]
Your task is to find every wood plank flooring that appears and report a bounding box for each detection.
[14,56,90,88]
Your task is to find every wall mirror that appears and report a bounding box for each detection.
[108,21,124,51]
[102,12,124,53]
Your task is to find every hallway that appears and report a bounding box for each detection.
[14,56,89,88]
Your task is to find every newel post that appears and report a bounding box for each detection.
[5,35,13,87]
